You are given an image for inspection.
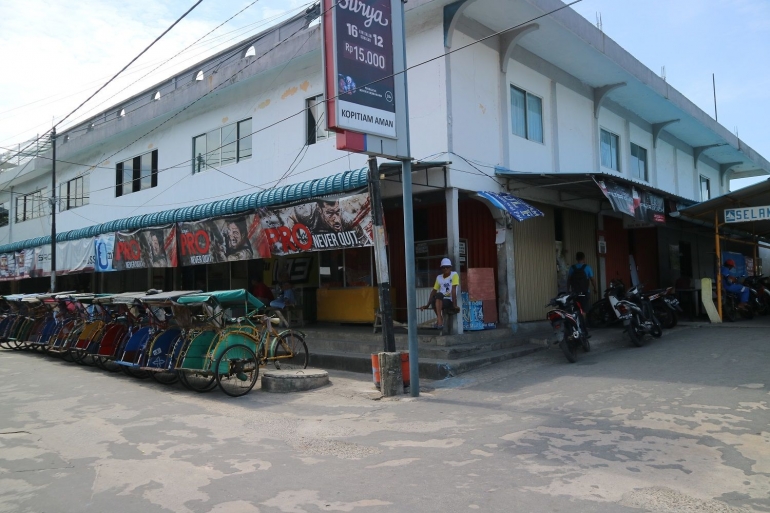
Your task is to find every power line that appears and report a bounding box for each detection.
[53,1,205,131]
[2,1,581,216]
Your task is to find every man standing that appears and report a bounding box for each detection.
[568,252,598,306]
[721,259,749,309]
[420,258,460,329]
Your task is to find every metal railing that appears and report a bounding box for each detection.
[0,134,52,171]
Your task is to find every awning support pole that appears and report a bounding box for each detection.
[715,211,722,320]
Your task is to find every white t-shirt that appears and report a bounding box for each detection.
[433,271,460,297]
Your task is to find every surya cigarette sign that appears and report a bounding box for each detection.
[724,206,770,223]
[322,0,399,139]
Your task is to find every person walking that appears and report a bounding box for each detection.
[420,258,460,329]
[568,252,598,306]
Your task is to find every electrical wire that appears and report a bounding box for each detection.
[54,1,205,131]
[1,0,581,221]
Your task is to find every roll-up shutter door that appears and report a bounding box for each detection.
[512,202,556,322]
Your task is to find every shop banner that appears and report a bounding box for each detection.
[56,238,96,274]
[594,178,635,217]
[113,225,177,270]
[259,192,373,256]
[179,192,374,265]
[179,213,270,266]
[0,253,16,280]
[634,190,666,224]
[94,234,116,272]
[13,249,34,279]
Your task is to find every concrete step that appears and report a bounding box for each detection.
[307,336,534,360]
[300,325,520,347]
[308,343,545,381]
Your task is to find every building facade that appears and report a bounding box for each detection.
[1,0,768,329]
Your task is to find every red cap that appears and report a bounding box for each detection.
[725,259,735,267]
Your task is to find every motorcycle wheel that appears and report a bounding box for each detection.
[654,306,676,329]
[723,299,737,322]
[558,334,577,363]
[627,316,645,347]
[587,300,610,329]
[581,335,590,352]
[740,305,755,320]
[650,314,663,338]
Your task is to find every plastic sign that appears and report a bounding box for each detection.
[324,0,396,138]
[724,206,770,223]
[322,0,409,159]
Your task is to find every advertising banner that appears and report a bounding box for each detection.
[0,253,16,280]
[14,249,34,279]
[260,192,373,256]
[94,234,116,272]
[179,213,269,266]
[57,238,96,274]
[328,0,397,138]
[113,225,177,271]
[594,178,635,217]
[179,192,374,265]
[634,190,665,224]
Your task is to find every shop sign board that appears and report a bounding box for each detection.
[723,206,770,223]
[594,178,665,224]
[113,225,177,271]
[321,0,409,158]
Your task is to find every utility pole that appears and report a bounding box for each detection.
[398,0,418,397]
[50,128,56,293]
[368,156,396,352]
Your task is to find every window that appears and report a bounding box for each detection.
[15,188,48,222]
[192,118,252,174]
[306,95,329,145]
[59,175,89,211]
[510,85,543,143]
[0,204,7,228]
[630,143,648,181]
[116,150,158,197]
[600,129,620,171]
[700,175,711,201]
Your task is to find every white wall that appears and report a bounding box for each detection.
[555,84,594,172]
[676,148,695,200]
[656,141,677,193]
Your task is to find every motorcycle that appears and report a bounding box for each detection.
[742,276,769,316]
[546,293,590,363]
[619,285,662,347]
[587,279,626,328]
[646,287,683,329]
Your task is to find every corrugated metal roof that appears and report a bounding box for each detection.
[0,167,368,253]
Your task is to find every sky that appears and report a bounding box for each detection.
[0,0,768,191]
[571,0,770,191]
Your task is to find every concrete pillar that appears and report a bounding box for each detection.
[445,187,463,334]
[378,352,403,397]
[597,213,607,293]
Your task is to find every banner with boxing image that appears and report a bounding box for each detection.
[112,225,177,271]
[178,192,374,265]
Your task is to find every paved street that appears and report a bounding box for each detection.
[1,323,769,513]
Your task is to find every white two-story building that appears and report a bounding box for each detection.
[1,0,768,328]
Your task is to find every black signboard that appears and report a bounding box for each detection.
[333,0,397,138]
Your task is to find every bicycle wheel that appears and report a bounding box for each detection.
[271,332,308,370]
[150,370,179,386]
[179,371,217,393]
[215,344,259,397]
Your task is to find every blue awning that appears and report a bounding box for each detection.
[477,191,544,221]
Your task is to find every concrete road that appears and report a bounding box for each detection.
[1,324,769,513]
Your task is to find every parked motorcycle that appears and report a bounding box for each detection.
[646,287,683,329]
[619,285,662,346]
[586,279,626,328]
[546,293,590,363]
[742,276,769,316]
